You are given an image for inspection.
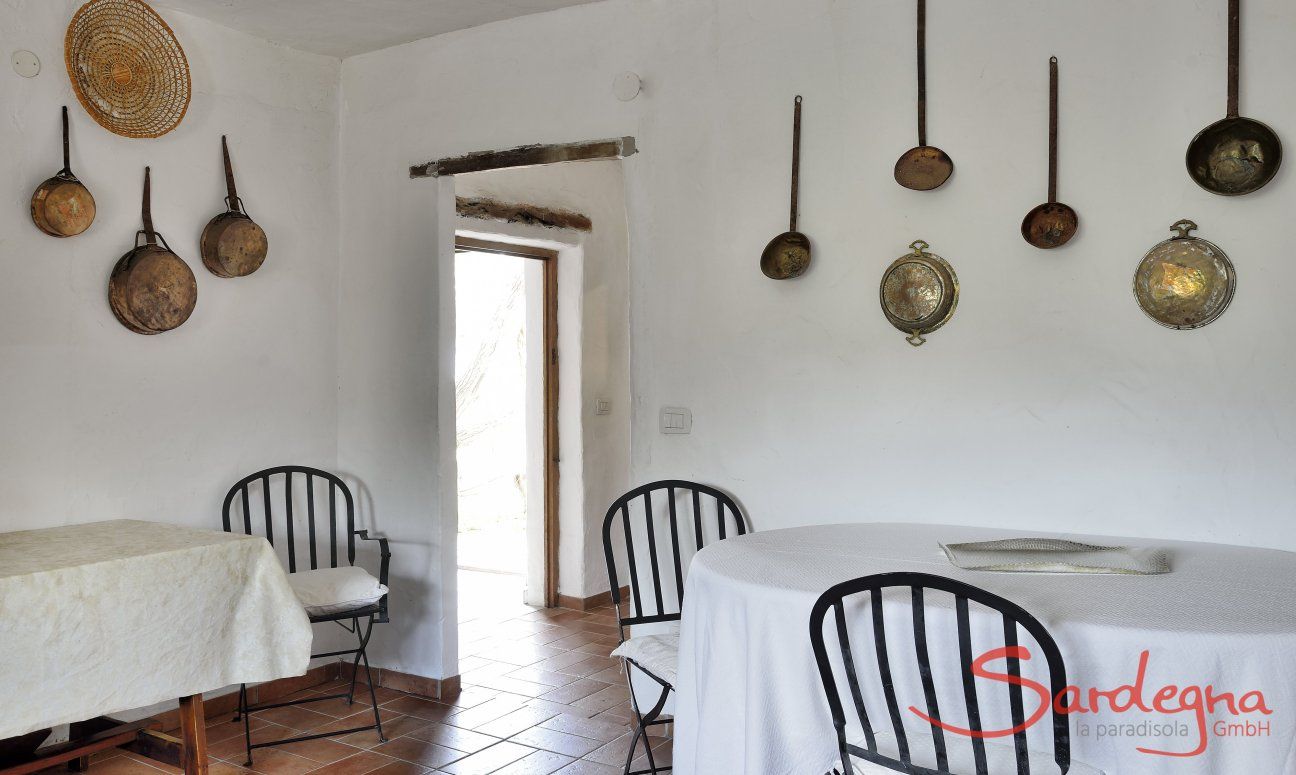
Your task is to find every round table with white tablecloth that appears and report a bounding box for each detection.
[671,523,1296,775]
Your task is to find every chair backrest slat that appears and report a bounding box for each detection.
[911,587,949,771]
[691,489,704,551]
[221,466,357,574]
[329,482,339,567]
[957,594,990,774]
[621,502,643,619]
[641,490,666,617]
[834,600,876,752]
[261,475,274,545]
[283,470,296,573]
[306,474,318,569]
[809,572,1071,775]
[1003,614,1030,775]
[602,480,747,635]
[240,486,252,535]
[667,487,685,607]
[870,588,911,768]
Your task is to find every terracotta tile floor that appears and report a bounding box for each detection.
[80,603,669,775]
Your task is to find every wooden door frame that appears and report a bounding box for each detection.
[454,236,561,608]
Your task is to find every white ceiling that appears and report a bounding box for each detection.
[156,0,604,58]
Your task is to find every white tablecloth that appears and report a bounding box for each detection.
[0,520,312,739]
[673,523,1296,775]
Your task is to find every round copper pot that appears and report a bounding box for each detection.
[201,135,268,277]
[109,167,198,335]
[201,210,268,278]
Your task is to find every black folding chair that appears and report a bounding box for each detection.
[810,572,1103,775]
[221,465,391,765]
[602,480,749,775]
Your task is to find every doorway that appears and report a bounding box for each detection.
[454,237,558,627]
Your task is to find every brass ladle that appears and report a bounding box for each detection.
[761,95,811,280]
[1186,0,1281,195]
[894,0,953,191]
[1022,57,1078,249]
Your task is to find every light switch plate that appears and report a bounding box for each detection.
[595,399,611,415]
[660,406,692,434]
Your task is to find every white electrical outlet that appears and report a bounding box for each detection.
[660,407,692,434]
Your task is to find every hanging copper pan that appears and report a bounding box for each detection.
[109,167,197,335]
[31,107,95,237]
[201,135,268,278]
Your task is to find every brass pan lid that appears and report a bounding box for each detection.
[1133,220,1235,330]
[880,240,959,346]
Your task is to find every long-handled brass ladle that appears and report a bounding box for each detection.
[1186,0,1281,195]
[1022,57,1078,248]
[894,0,953,191]
[761,96,811,280]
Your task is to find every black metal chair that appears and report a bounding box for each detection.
[602,480,749,775]
[810,572,1102,775]
[221,465,391,765]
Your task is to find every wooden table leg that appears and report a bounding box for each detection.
[177,695,208,775]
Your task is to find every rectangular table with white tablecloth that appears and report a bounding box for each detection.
[673,523,1296,775]
[0,520,312,773]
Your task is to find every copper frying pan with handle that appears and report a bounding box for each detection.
[31,106,96,238]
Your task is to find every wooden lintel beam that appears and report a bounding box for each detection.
[411,137,636,178]
[456,197,592,232]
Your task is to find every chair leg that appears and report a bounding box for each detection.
[357,615,386,742]
[622,663,671,775]
[621,723,646,775]
[346,617,363,705]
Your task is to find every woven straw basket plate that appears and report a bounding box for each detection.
[65,0,190,139]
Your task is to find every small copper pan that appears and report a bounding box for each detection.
[31,107,95,238]
[201,136,268,278]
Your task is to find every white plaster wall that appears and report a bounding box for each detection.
[335,141,457,679]
[340,0,1296,581]
[1,2,341,532]
[456,161,632,600]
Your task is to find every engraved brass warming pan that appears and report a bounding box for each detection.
[109,167,198,335]
[201,135,268,278]
[1133,220,1235,330]
[880,240,958,346]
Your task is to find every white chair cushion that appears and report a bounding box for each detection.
[610,633,679,686]
[845,731,1104,775]
[288,565,388,617]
